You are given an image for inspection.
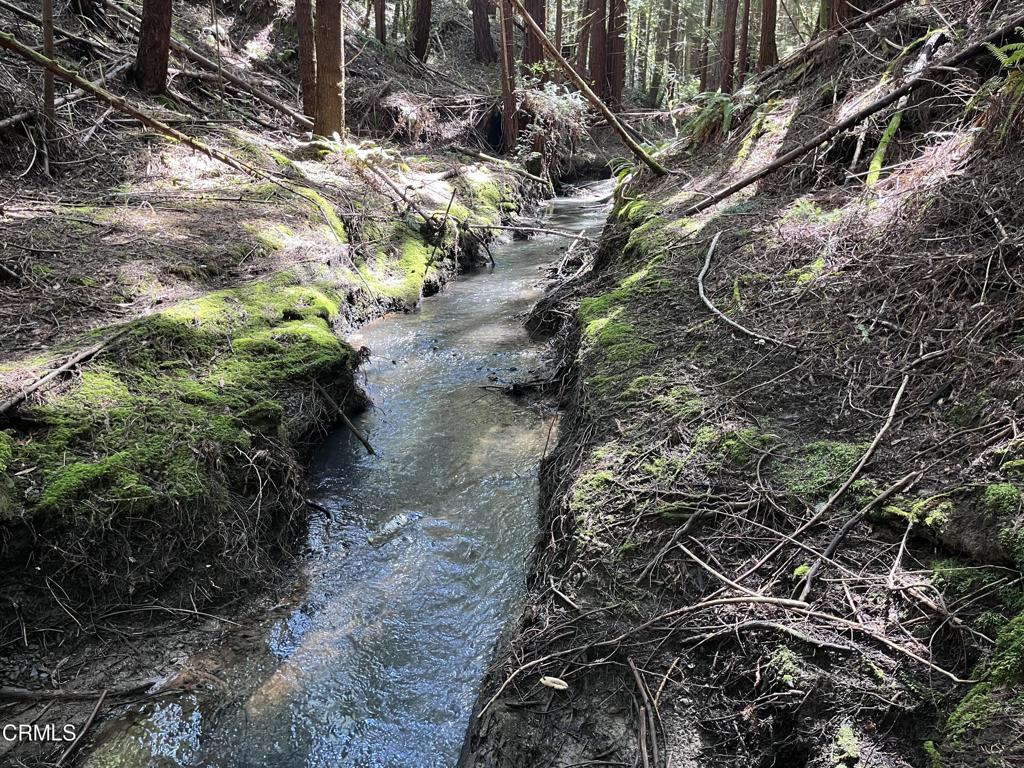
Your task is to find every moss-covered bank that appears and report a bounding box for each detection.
[0,145,525,633]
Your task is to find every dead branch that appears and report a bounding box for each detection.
[697,232,796,348]
[680,12,1024,217]
[312,380,375,456]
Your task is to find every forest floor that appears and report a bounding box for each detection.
[463,2,1024,767]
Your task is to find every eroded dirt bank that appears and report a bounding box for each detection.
[463,4,1024,766]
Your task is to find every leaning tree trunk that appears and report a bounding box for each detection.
[758,0,778,70]
[296,0,316,117]
[409,0,431,59]
[472,0,497,61]
[134,0,172,94]
[313,0,344,135]
[735,0,751,86]
[718,0,738,92]
[606,0,625,107]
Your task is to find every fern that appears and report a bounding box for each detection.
[984,33,1024,69]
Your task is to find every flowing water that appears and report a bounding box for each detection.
[84,182,612,768]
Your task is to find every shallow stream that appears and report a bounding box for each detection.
[84,181,612,768]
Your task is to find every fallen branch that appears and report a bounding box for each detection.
[680,12,1024,217]
[0,329,127,417]
[504,0,668,176]
[467,223,594,241]
[54,689,106,766]
[0,58,133,132]
[312,380,376,456]
[697,231,796,348]
[456,147,550,185]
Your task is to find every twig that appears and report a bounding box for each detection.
[312,380,375,456]
[54,689,106,766]
[0,329,127,416]
[697,232,796,348]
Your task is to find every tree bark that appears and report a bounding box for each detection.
[554,0,563,55]
[576,0,594,75]
[588,0,606,96]
[374,0,386,42]
[718,0,738,92]
[498,0,519,151]
[606,0,625,107]
[409,0,431,59]
[313,0,344,135]
[42,0,54,129]
[473,0,497,61]
[296,0,316,117]
[698,0,713,91]
[758,0,778,70]
[667,0,680,77]
[735,0,751,86]
[648,0,671,105]
[134,0,172,94]
[523,0,546,68]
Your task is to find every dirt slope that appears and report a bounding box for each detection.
[463,2,1024,766]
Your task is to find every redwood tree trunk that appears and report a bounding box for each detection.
[588,0,606,97]
[472,0,497,61]
[718,0,738,92]
[134,0,172,94]
[758,0,778,70]
[523,0,546,68]
[577,0,594,75]
[648,0,671,105]
[313,0,344,135]
[735,0,751,86]
[498,0,518,151]
[697,0,713,91]
[409,0,432,59]
[606,0,625,106]
[374,0,386,42]
[296,0,316,117]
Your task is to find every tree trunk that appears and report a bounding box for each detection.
[735,0,751,86]
[577,0,594,75]
[409,0,431,59]
[498,0,519,151]
[697,0,713,91]
[667,0,680,77]
[606,0,625,106]
[718,0,738,92]
[758,0,778,70]
[296,0,316,117]
[554,0,563,54]
[134,0,172,94]
[42,0,54,128]
[523,0,546,67]
[648,0,671,105]
[473,0,497,61]
[313,0,344,135]
[588,0,606,97]
[374,0,386,42]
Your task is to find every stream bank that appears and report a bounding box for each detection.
[0,132,544,766]
[462,7,1024,767]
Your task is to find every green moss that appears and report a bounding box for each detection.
[769,646,801,687]
[245,222,294,252]
[946,682,999,744]
[719,426,770,465]
[294,186,347,242]
[989,612,1024,683]
[1002,459,1024,479]
[923,740,942,768]
[983,483,1021,518]
[910,494,955,528]
[786,256,827,286]
[833,723,860,765]
[793,563,811,580]
[778,440,866,499]
[782,198,842,225]
[0,430,15,474]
